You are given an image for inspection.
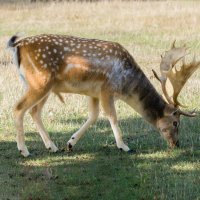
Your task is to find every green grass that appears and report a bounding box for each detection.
[0,112,200,200]
[0,1,200,200]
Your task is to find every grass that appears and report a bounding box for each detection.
[0,1,200,200]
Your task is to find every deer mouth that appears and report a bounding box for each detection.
[175,140,180,147]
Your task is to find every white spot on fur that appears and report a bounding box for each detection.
[64,47,70,51]
[43,64,47,68]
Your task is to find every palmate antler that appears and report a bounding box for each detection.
[153,41,200,116]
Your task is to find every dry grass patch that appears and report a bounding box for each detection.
[0,1,200,200]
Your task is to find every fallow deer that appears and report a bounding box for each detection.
[8,34,199,157]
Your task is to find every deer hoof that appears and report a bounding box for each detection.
[48,147,58,153]
[46,142,58,152]
[67,142,73,152]
[19,148,30,157]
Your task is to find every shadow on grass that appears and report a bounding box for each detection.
[0,116,200,200]
[56,115,200,152]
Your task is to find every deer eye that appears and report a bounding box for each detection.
[173,121,178,127]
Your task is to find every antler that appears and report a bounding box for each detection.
[153,41,200,108]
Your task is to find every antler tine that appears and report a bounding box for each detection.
[152,69,174,105]
[155,42,200,108]
[160,79,175,105]
[192,54,196,66]
[168,54,200,107]
[153,42,187,106]
[178,109,197,117]
[182,56,186,67]
[153,41,200,109]
[152,69,161,83]
[172,91,187,108]
[171,40,176,49]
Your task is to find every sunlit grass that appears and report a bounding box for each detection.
[172,162,200,171]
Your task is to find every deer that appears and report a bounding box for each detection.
[7,33,199,157]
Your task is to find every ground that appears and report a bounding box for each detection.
[0,1,200,200]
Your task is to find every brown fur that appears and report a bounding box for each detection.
[8,34,197,156]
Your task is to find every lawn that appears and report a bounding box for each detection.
[0,1,200,200]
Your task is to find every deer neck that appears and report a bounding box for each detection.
[118,63,167,126]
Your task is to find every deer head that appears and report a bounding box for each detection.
[153,41,199,148]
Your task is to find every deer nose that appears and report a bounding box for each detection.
[175,140,180,147]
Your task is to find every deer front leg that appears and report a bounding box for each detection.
[14,89,51,157]
[67,97,99,151]
[29,95,58,153]
[100,91,130,152]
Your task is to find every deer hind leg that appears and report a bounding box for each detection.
[14,88,51,157]
[100,91,130,152]
[67,97,99,151]
[29,95,58,153]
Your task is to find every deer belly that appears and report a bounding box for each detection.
[54,80,103,97]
